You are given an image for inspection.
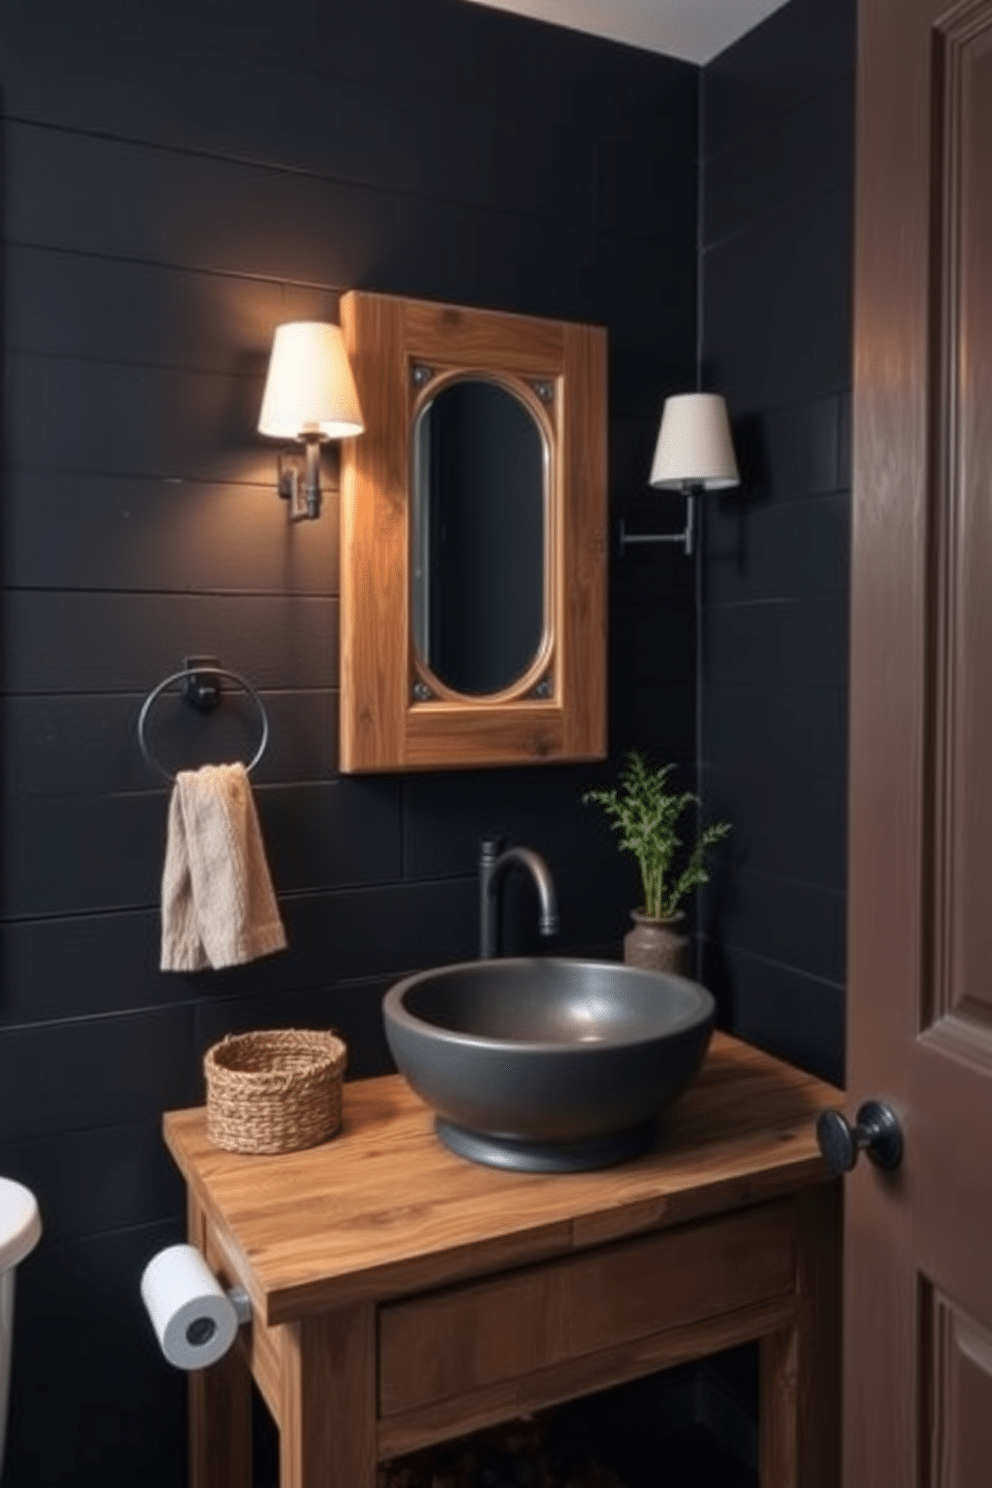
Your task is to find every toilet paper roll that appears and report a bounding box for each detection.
[140,1244,239,1371]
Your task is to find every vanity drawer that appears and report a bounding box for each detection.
[378,1200,794,1417]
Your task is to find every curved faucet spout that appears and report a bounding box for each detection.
[479,838,559,959]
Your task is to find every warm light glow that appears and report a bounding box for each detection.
[258,322,364,441]
[650,392,739,490]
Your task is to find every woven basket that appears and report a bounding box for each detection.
[204,1029,347,1154]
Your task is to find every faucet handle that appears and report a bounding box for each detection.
[479,836,505,866]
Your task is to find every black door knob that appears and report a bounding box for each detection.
[816,1099,904,1173]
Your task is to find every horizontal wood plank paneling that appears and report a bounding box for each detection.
[701,867,846,985]
[703,0,856,158]
[705,490,850,605]
[0,1007,197,1141]
[0,1121,185,1241]
[3,473,338,595]
[705,77,856,248]
[703,186,854,410]
[732,394,844,504]
[401,765,626,880]
[702,766,847,892]
[702,683,848,777]
[2,593,336,693]
[0,884,478,1028]
[0,779,402,918]
[0,1,696,242]
[3,124,692,351]
[699,946,845,1089]
[4,1220,188,1486]
[4,244,338,367]
[6,353,270,483]
[191,975,402,1087]
[2,0,675,105]
[700,0,855,1087]
[3,690,336,794]
[0,0,702,1481]
[704,594,850,689]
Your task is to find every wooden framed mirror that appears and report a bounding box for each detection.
[339,291,607,773]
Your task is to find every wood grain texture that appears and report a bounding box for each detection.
[340,292,408,773]
[403,300,565,372]
[338,290,607,772]
[163,1032,840,1326]
[377,1293,797,1461]
[378,1201,794,1415]
[845,3,992,1487]
[204,1209,285,1427]
[561,318,608,760]
[847,0,992,1420]
[188,1193,252,1488]
[760,1324,798,1488]
[280,1304,376,1488]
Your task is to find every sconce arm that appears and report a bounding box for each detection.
[619,486,697,558]
[277,435,325,522]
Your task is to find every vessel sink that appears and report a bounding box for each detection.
[383,958,715,1172]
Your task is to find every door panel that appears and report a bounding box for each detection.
[944,17,992,1026]
[925,1291,992,1488]
[848,1,992,1484]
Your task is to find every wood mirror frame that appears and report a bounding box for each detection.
[339,290,607,773]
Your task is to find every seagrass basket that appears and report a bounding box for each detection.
[204,1028,347,1154]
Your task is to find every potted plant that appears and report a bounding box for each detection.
[583,751,731,975]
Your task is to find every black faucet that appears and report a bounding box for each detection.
[478,836,559,959]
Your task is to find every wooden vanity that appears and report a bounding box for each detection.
[164,1032,842,1488]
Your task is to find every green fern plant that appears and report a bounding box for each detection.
[583,751,731,920]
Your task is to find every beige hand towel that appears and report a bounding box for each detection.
[160,762,288,972]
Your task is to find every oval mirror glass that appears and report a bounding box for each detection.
[412,377,546,697]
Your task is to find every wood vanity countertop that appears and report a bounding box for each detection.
[163,1031,841,1329]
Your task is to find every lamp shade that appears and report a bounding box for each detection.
[258,322,364,441]
[649,392,739,490]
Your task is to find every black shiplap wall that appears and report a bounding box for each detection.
[0,2,698,1483]
[699,0,856,1086]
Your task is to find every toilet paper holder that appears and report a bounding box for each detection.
[141,1243,252,1372]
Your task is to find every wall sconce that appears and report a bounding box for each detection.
[258,321,364,521]
[619,392,739,557]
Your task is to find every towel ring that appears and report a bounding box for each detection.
[138,662,270,782]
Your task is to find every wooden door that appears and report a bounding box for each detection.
[846,0,992,1483]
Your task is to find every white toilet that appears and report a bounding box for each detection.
[0,1180,41,1479]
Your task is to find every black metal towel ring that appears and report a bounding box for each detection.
[137,658,270,782]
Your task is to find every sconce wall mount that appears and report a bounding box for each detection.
[619,391,739,558]
[258,321,365,522]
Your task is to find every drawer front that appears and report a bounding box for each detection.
[378,1201,795,1417]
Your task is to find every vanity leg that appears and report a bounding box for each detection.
[760,1183,841,1488]
[793,1183,841,1488]
[280,1302,377,1488]
[189,1345,253,1488]
[760,1323,798,1488]
[186,1195,252,1488]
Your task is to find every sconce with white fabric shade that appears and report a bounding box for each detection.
[258,322,365,521]
[620,392,739,557]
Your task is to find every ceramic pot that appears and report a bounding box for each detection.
[623,910,690,976]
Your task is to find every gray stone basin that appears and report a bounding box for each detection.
[382,958,715,1172]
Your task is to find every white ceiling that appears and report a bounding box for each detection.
[458,0,792,65]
